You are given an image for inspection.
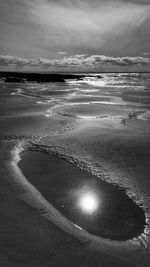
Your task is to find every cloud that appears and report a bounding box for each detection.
[84,55,150,66]
[143,52,150,56]
[0,54,150,72]
[58,51,66,55]
[0,55,30,66]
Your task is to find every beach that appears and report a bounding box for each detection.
[0,73,150,266]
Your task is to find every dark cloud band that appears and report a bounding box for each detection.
[0,55,150,70]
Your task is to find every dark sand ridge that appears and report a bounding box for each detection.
[0,141,145,267]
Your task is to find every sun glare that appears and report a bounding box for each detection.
[78,192,99,214]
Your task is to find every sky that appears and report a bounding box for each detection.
[0,0,150,72]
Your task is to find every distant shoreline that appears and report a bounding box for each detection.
[0,71,149,83]
[0,71,86,83]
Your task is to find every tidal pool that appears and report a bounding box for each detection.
[19,151,145,241]
[53,103,134,119]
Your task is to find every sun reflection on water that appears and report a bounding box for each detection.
[77,191,100,214]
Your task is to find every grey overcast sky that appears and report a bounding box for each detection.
[0,0,150,72]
